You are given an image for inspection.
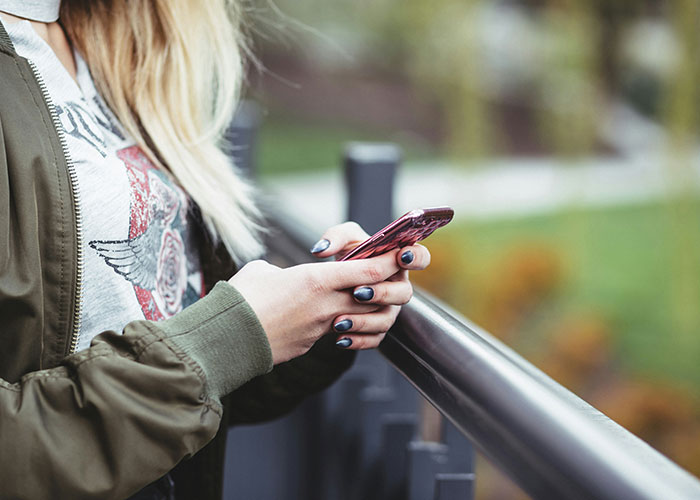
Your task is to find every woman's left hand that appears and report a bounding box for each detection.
[310,221,431,349]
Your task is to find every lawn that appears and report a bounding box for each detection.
[417,199,700,393]
[257,114,435,177]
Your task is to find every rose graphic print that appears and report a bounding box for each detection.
[155,229,187,315]
[89,146,204,320]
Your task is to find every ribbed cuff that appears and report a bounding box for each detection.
[157,281,273,401]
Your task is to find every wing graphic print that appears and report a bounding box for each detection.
[89,223,161,290]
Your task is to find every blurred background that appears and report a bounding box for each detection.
[241,0,700,497]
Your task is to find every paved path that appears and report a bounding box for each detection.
[262,154,699,231]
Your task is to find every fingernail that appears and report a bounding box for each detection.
[336,338,353,348]
[334,319,353,332]
[401,250,414,264]
[310,239,331,254]
[353,287,374,301]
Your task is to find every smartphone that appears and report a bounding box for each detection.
[339,207,454,261]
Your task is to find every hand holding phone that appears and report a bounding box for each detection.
[339,207,453,261]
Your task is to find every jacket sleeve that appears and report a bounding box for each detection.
[0,282,273,500]
[225,331,356,424]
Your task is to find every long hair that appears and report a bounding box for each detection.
[61,0,264,263]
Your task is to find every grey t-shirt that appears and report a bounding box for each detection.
[4,19,206,351]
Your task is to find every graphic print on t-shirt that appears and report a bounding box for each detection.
[89,146,204,321]
[55,100,109,157]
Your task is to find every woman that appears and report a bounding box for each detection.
[0,1,430,499]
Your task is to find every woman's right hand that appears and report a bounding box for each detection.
[228,252,406,365]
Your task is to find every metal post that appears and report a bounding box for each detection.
[344,142,400,233]
[225,100,261,179]
[342,141,403,384]
[341,142,427,500]
[354,386,399,500]
[444,420,476,486]
[319,376,369,500]
[381,414,417,500]
[434,473,475,500]
[407,442,450,500]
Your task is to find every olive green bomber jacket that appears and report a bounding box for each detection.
[0,22,354,500]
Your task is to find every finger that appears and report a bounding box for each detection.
[334,291,382,315]
[334,332,387,350]
[387,269,409,282]
[331,305,400,336]
[310,221,370,258]
[319,250,402,290]
[352,280,413,306]
[397,244,431,271]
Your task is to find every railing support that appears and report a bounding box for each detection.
[434,473,475,500]
[340,142,475,500]
[344,142,400,233]
[381,414,417,500]
[225,100,261,179]
[407,442,450,500]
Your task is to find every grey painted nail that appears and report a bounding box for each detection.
[310,239,331,254]
[353,287,374,301]
[401,250,414,264]
[336,338,352,348]
[334,319,353,332]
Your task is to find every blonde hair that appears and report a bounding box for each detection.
[61,0,264,263]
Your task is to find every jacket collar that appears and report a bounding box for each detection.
[0,17,16,51]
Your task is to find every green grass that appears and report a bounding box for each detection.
[257,114,436,177]
[434,199,700,391]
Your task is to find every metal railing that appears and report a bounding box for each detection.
[383,290,700,500]
[223,102,700,500]
[266,202,700,500]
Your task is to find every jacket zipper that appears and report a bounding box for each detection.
[28,61,84,355]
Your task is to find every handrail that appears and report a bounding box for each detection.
[264,205,700,500]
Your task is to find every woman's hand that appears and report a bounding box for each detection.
[229,222,430,365]
[309,222,431,350]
